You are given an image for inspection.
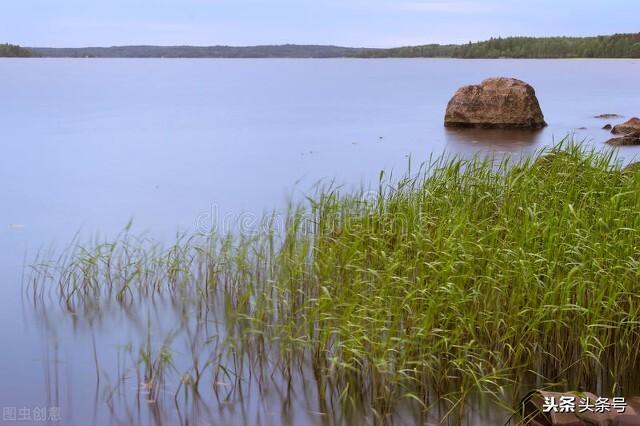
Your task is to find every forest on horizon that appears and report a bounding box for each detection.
[2,33,640,58]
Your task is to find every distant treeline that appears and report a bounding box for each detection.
[447,34,640,58]
[30,44,371,58]
[0,43,36,57]
[3,33,640,58]
[370,34,640,58]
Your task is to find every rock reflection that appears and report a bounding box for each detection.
[444,127,544,159]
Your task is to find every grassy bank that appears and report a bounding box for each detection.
[28,142,640,423]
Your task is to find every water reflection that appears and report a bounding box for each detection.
[444,127,544,158]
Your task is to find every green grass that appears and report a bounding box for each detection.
[27,141,640,423]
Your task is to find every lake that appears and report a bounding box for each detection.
[1,58,639,425]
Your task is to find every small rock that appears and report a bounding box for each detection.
[595,113,623,119]
[602,124,612,130]
[606,132,640,146]
[612,117,640,135]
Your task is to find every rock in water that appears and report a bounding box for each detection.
[606,132,640,146]
[611,117,640,135]
[444,77,547,129]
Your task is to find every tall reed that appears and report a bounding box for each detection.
[27,141,640,423]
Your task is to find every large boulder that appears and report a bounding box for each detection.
[611,117,640,135]
[444,77,547,129]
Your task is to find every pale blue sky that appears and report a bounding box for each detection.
[2,0,639,48]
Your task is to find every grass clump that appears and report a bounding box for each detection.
[305,143,640,416]
[27,142,640,423]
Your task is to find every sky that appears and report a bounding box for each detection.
[2,0,639,48]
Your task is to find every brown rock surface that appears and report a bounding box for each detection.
[612,117,640,134]
[444,77,546,129]
[606,131,640,146]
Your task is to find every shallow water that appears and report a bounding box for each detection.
[1,58,640,425]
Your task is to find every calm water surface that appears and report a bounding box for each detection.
[1,58,639,425]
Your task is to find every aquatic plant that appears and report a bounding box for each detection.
[26,141,640,424]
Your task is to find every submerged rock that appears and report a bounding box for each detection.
[595,113,623,119]
[612,117,640,134]
[444,77,546,129]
